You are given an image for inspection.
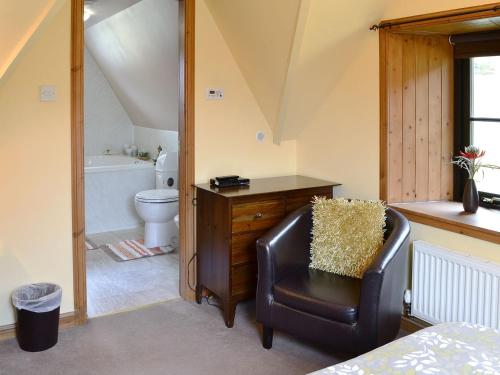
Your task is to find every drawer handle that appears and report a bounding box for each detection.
[254,212,263,219]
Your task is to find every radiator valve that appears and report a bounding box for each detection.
[403,289,412,316]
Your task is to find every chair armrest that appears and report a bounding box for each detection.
[256,205,312,313]
[358,208,410,346]
[365,208,410,275]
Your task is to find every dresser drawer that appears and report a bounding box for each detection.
[231,263,258,297]
[232,199,285,234]
[286,189,332,213]
[231,231,264,266]
[286,195,316,213]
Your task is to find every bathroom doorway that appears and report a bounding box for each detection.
[74,0,190,318]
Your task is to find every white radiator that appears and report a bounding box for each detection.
[411,241,500,329]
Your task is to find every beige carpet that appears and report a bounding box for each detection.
[0,299,347,375]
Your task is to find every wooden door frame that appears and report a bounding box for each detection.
[71,0,196,324]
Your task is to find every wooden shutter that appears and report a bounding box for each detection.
[380,32,454,203]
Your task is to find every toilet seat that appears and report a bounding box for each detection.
[135,189,179,203]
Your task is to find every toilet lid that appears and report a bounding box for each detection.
[135,189,179,203]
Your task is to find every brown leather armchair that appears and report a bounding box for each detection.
[256,204,410,355]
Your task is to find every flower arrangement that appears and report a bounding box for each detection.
[451,145,498,179]
[452,145,499,213]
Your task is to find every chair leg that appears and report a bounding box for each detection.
[262,326,273,349]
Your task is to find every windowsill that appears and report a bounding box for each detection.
[389,201,500,245]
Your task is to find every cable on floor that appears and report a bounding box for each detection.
[204,295,222,311]
[187,252,197,292]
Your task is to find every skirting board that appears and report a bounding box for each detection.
[400,315,431,334]
[0,311,77,341]
[1,313,428,340]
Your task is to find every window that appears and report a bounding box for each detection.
[455,55,500,209]
[471,57,500,197]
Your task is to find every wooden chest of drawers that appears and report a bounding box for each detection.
[195,175,339,327]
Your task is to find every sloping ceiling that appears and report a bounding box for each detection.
[0,0,65,81]
[85,0,179,131]
[283,1,386,141]
[205,0,390,143]
[205,0,305,143]
[84,0,142,29]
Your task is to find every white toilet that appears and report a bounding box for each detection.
[135,152,179,249]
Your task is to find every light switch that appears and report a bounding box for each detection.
[206,88,224,100]
[40,85,57,102]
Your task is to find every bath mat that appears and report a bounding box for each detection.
[85,238,100,250]
[103,239,169,262]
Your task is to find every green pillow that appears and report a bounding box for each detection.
[309,197,386,279]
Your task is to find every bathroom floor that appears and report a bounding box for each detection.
[86,227,180,317]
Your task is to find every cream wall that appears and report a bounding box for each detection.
[295,0,491,198]
[295,0,499,261]
[0,0,65,80]
[195,0,297,183]
[0,0,497,328]
[410,223,500,263]
[0,1,73,326]
[0,0,296,328]
[205,0,301,136]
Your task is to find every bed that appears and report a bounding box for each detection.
[310,323,500,374]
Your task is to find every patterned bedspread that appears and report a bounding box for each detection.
[310,323,500,374]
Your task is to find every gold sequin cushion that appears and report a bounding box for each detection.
[309,197,386,279]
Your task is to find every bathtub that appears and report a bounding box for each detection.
[85,155,155,234]
[85,155,153,173]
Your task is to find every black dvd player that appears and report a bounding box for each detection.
[214,175,240,182]
[210,176,250,188]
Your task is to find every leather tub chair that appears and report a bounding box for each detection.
[256,204,410,355]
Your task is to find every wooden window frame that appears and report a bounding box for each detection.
[379,3,500,205]
[453,58,471,203]
[379,4,500,244]
[454,55,500,210]
[71,0,196,325]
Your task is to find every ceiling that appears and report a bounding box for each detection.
[0,0,65,81]
[85,0,179,131]
[84,0,143,28]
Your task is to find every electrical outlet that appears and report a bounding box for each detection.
[206,88,224,100]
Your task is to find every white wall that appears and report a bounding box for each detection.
[134,126,178,158]
[84,47,134,155]
[84,0,142,29]
[85,47,178,157]
[85,0,179,131]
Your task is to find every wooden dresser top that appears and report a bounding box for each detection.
[195,175,341,198]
